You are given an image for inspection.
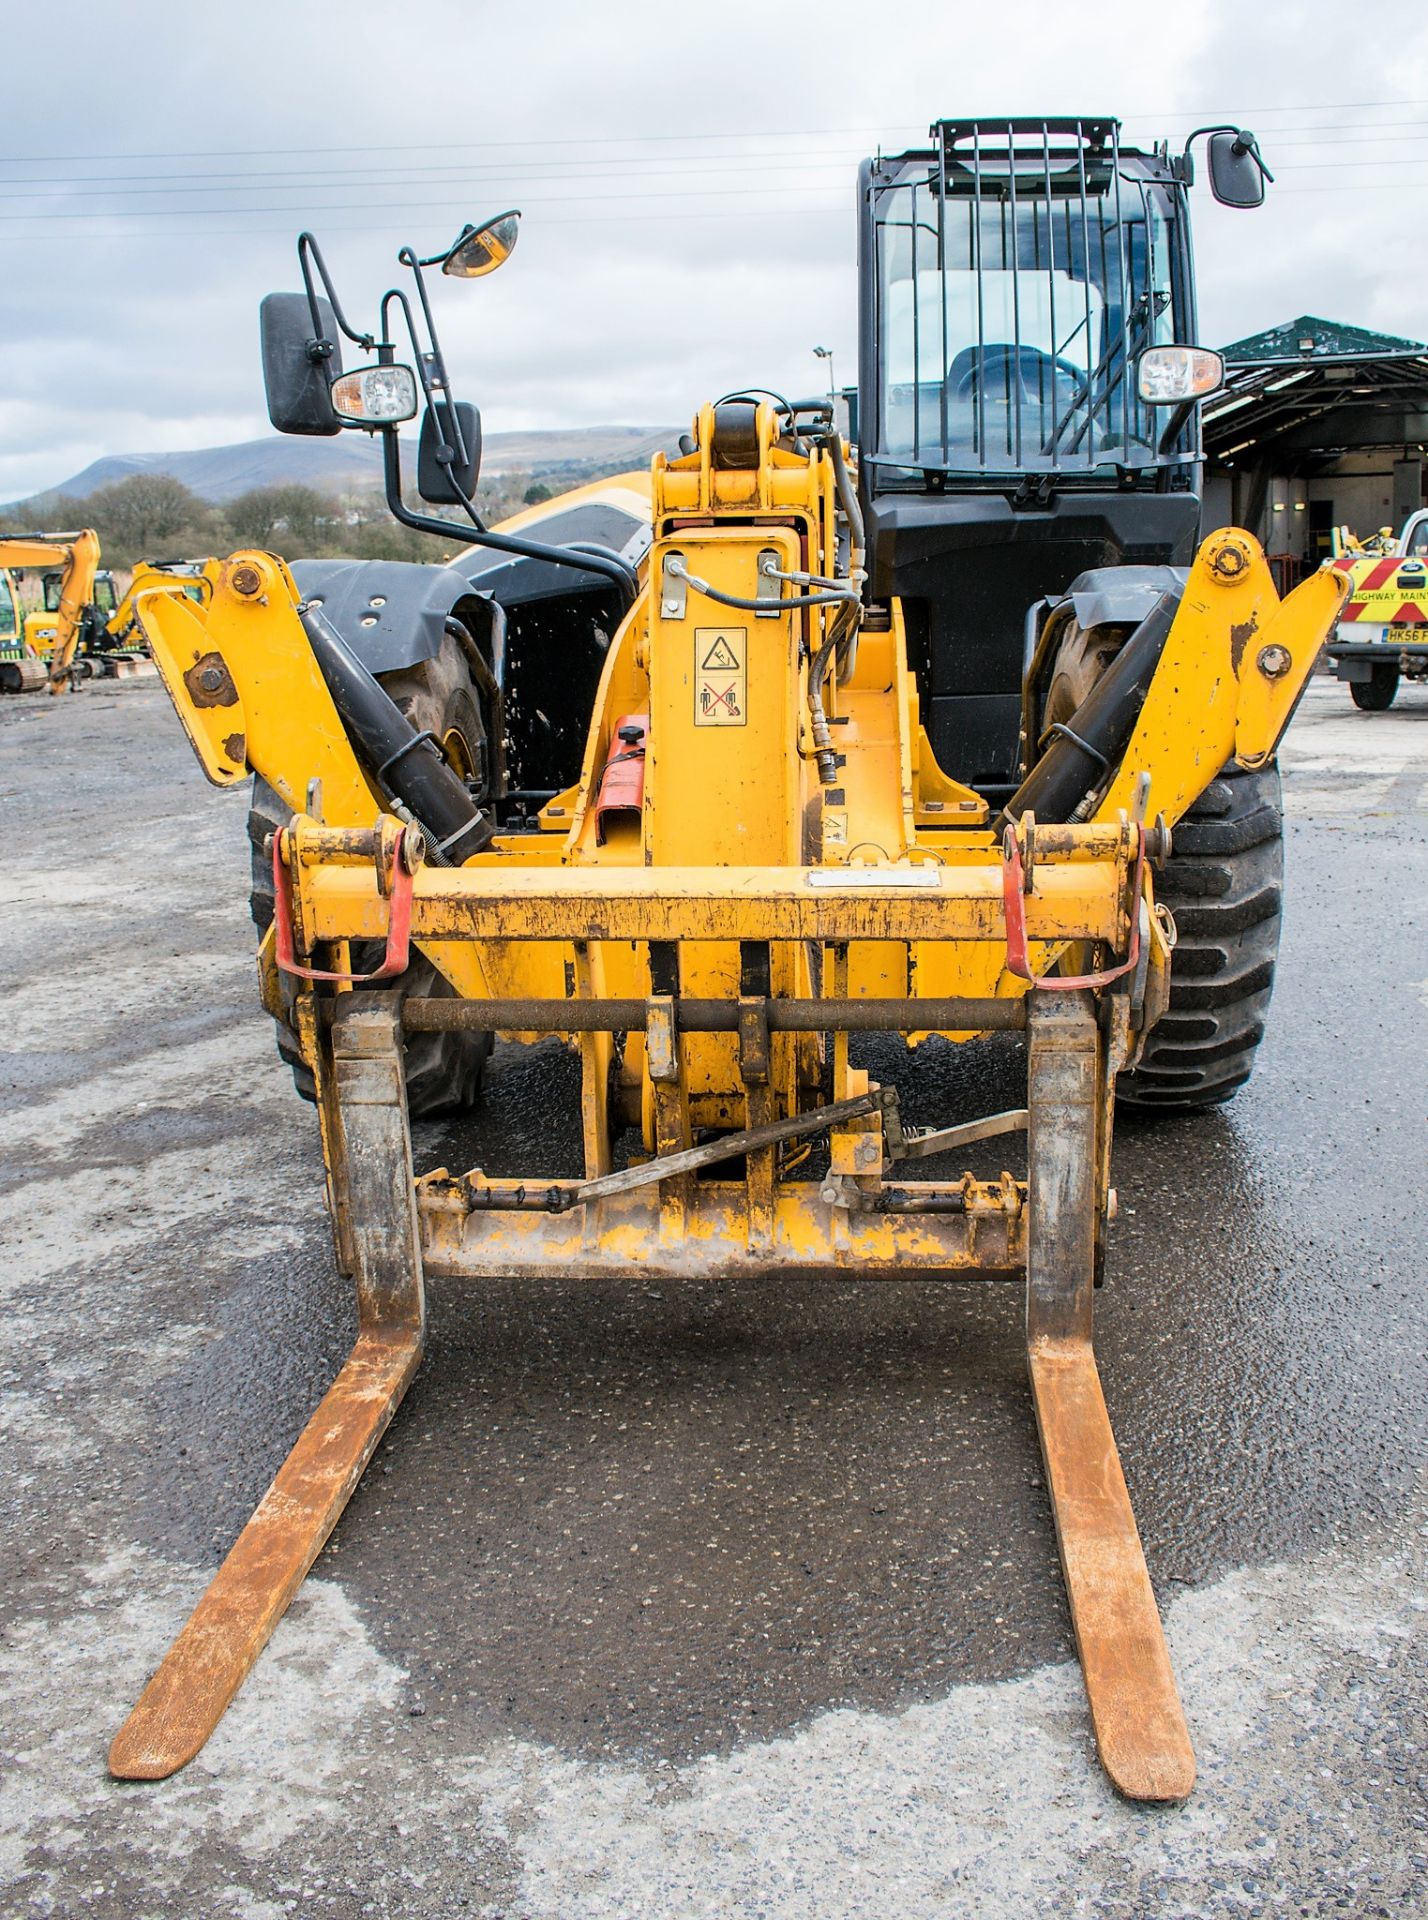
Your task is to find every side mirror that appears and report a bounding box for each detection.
[1207,129,1267,208]
[260,291,343,436]
[441,211,520,279]
[417,399,482,503]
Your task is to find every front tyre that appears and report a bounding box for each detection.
[1036,612,1286,1114]
[1116,764,1284,1112]
[1349,664,1399,711]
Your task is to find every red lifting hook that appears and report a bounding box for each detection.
[1001,822,1147,991]
[272,824,417,983]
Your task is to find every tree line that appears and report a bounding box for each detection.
[6,468,568,574]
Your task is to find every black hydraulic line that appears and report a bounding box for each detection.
[297,600,494,862]
[378,430,639,609]
[997,592,1179,830]
[824,428,865,563]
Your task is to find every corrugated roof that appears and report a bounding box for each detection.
[1204,332,1428,467]
[1221,315,1427,365]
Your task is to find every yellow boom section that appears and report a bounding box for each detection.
[1097,528,1349,829]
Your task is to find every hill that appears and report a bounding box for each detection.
[14,425,679,510]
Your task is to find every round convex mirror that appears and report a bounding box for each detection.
[442,211,521,278]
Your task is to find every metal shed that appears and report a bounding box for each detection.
[1203,315,1428,584]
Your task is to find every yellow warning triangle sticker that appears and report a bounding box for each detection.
[700,635,740,671]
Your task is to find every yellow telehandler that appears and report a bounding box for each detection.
[113,123,1341,1802]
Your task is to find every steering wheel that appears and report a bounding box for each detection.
[713,387,796,415]
[953,345,1083,398]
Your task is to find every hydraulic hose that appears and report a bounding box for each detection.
[824,429,865,575]
[996,592,1180,831]
[808,599,860,786]
[298,600,494,862]
[665,555,858,614]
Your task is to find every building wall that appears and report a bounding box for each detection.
[1203,451,1426,562]
[1305,453,1414,547]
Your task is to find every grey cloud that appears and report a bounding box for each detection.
[3,0,1425,499]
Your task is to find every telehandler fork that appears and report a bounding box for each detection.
[110,186,1343,1800]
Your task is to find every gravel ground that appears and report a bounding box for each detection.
[1,673,1425,1919]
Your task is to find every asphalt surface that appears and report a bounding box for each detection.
[1,673,1425,1919]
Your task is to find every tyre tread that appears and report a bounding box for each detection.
[1117,763,1284,1114]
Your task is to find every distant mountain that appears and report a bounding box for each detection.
[27,437,386,505]
[15,425,680,508]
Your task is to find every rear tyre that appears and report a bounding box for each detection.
[247,626,492,1117]
[1350,664,1398,711]
[1116,763,1284,1112]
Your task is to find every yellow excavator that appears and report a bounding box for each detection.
[114,122,1339,1803]
[0,530,205,691]
[0,564,31,692]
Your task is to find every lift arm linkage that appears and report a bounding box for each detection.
[1096,529,1348,831]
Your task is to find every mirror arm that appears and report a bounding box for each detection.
[1156,398,1197,455]
[382,280,479,519]
[378,430,639,610]
[297,232,375,357]
[1179,125,1275,185]
[398,246,449,388]
[417,224,475,270]
[1236,134,1274,184]
[394,247,475,481]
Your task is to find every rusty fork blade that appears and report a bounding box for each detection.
[109,1328,421,1781]
[1028,1339,1196,1803]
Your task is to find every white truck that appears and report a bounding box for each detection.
[1326,508,1428,709]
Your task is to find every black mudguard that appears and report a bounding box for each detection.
[290,559,493,674]
[1023,563,1191,676]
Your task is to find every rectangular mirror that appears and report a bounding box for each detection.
[260,292,343,436]
[1207,131,1265,209]
[417,399,482,503]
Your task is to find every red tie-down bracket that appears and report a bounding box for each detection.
[1001,806,1170,993]
[272,816,421,983]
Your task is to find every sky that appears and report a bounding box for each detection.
[2,0,1426,501]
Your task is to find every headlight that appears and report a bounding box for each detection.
[1136,346,1224,405]
[330,364,419,425]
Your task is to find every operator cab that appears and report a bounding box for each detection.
[857,119,1240,798]
[42,567,118,616]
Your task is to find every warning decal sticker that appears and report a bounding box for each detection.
[694,626,747,726]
